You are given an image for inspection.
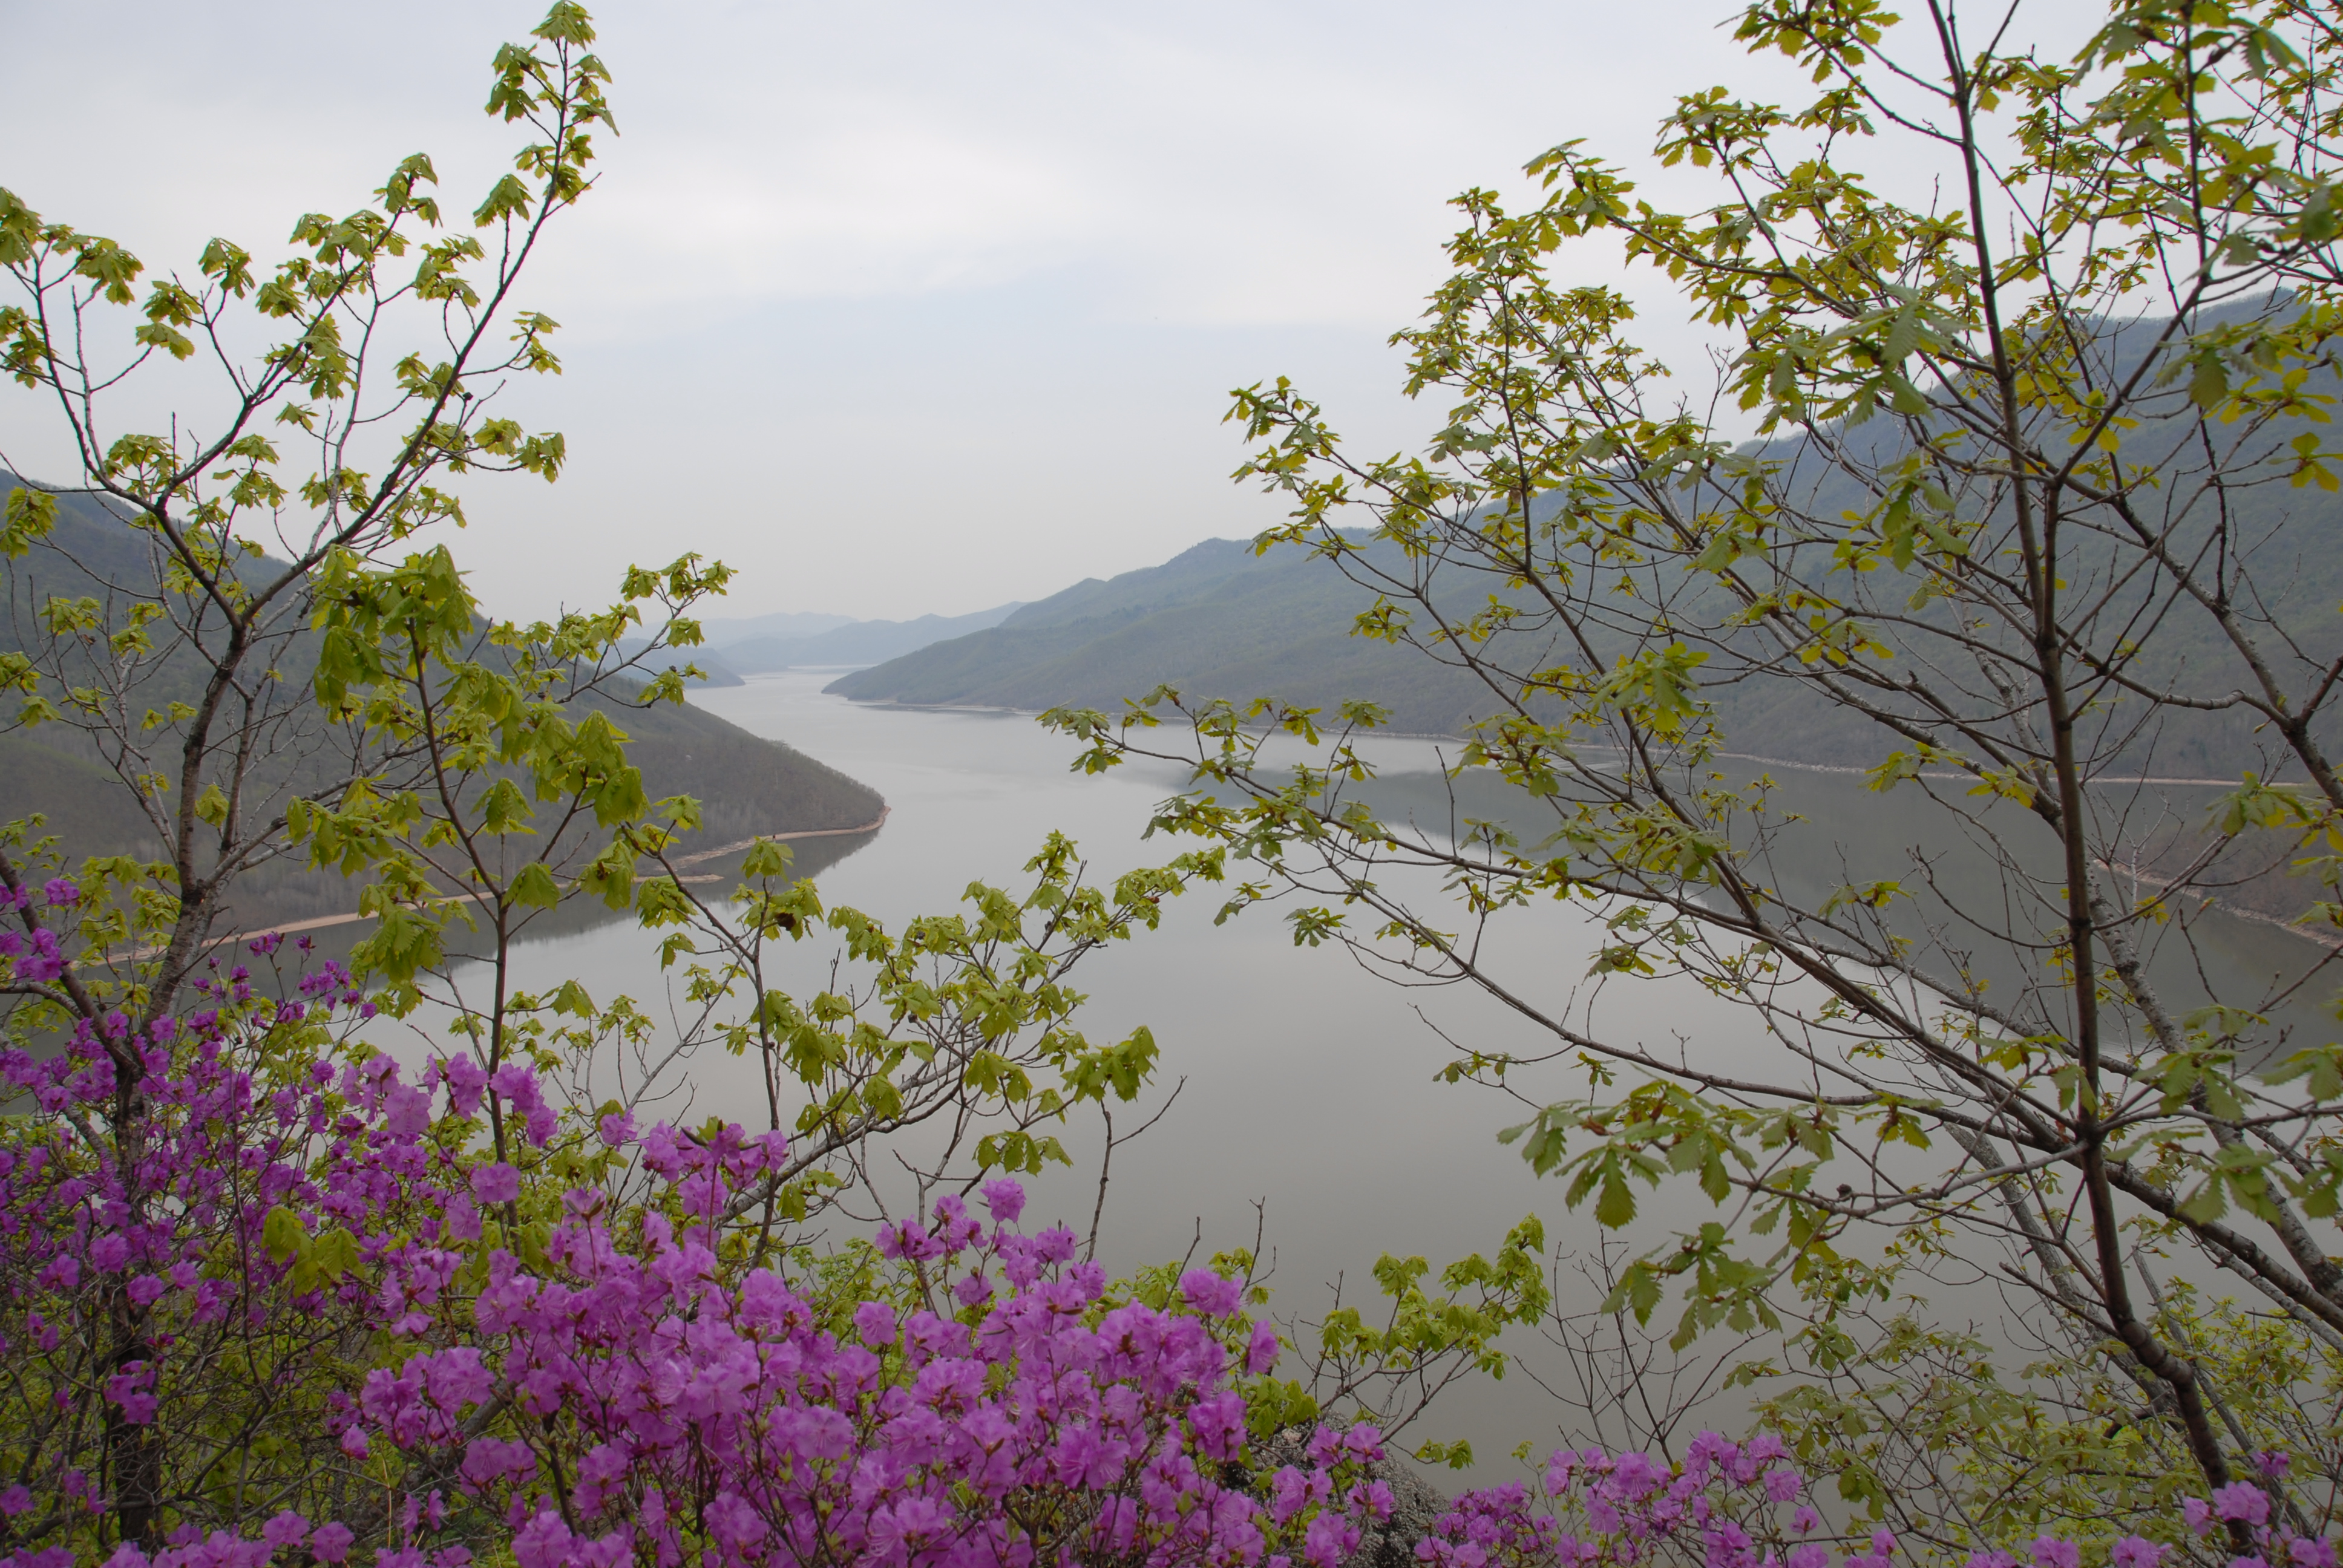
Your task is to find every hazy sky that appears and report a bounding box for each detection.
[1,1,2066,622]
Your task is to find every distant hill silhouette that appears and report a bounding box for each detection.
[831,309,2343,779]
[825,538,1491,737]
[699,609,860,647]
[1,474,883,930]
[719,604,1025,673]
[631,603,1027,685]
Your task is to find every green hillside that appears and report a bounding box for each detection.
[832,310,2343,777]
[2,474,883,930]
[834,501,2343,769]
[825,537,1497,736]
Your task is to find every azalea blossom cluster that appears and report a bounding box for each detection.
[7,892,2334,1568]
[0,910,1384,1568]
[0,875,84,983]
[1415,1434,1833,1568]
[2168,1463,2339,1568]
[1,916,436,1568]
[1411,1433,2331,1568]
[347,1152,1391,1568]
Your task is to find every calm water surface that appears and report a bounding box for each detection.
[408,671,2329,1472]
[431,672,1705,1465]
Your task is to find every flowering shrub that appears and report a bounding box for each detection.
[347,1165,1386,1568]
[1415,1434,1844,1568]
[5,876,2339,1568]
[2171,1466,2341,1568]
[1413,1434,2339,1568]
[1,921,457,1564]
[0,902,1386,1568]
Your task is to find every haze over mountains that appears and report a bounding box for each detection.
[827,355,2343,779]
[636,603,1027,686]
[703,603,1025,674]
[700,610,861,645]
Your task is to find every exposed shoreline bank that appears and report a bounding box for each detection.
[122,810,893,959]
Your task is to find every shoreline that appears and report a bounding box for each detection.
[116,809,893,959]
[824,689,2263,790]
[830,684,2333,947]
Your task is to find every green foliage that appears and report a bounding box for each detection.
[1279,1215,1553,1452]
[0,14,1221,1553]
[1037,0,2343,1517]
[1752,1281,2343,1546]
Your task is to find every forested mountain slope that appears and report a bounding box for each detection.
[1,474,883,928]
[833,327,2343,776]
[825,537,1497,736]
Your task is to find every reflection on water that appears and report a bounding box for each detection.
[1342,750,2336,1054]
[385,672,2335,1476]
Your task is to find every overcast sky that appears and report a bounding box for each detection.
[1,1,2074,622]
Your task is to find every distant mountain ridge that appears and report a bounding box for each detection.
[827,433,2343,776]
[718,603,1024,673]
[0,473,886,930]
[700,610,860,648]
[823,537,1493,737]
[623,603,1026,688]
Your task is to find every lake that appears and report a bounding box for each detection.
[408,668,2328,1474]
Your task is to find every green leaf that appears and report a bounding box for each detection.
[1,485,57,558]
[261,1204,309,1266]
[508,861,562,910]
[473,174,535,227]
[1595,1161,1639,1227]
[741,838,795,880]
